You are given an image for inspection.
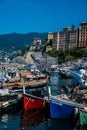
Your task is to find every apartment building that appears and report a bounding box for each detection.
[53,27,78,50]
[79,22,87,47]
[53,32,59,50]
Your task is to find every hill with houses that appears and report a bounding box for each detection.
[0,32,48,51]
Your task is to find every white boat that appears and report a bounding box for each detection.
[59,67,72,78]
[46,65,59,74]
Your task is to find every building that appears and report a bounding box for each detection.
[53,32,59,50]
[32,38,41,45]
[48,32,53,42]
[79,22,87,48]
[53,27,78,50]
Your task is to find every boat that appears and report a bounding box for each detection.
[79,108,87,126]
[48,87,86,119]
[59,67,72,78]
[71,69,86,84]
[0,88,19,112]
[23,86,49,111]
[47,65,59,74]
[1,73,49,89]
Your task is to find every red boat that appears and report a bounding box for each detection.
[23,86,48,111]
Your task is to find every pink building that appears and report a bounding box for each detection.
[78,22,87,48]
[53,27,78,50]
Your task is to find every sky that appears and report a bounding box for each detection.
[0,0,87,34]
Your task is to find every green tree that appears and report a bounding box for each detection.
[65,55,74,61]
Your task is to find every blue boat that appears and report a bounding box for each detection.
[49,87,86,119]
[71,69,85,84]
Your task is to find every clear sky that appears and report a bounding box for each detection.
[0,0,87,34]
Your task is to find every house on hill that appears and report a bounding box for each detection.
[32,38,41,45]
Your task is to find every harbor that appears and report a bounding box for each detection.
[0,30,87,128]
[0,72,87,130]
[0,50,87,130]
[0,0,87,129]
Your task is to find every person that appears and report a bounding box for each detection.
[70,83,80,100]
[74,82,80,89]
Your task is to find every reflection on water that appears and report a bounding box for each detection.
[21,110,50,130]
[0,114,21,130]
[21,110,74,130]
[0,111,86,130]
[80,125,87,130]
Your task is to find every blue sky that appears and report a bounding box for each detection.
[0,0,87,34]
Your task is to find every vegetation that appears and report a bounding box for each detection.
[0,32,48,51]
[47,47,87,64]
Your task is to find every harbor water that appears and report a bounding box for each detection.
[0,73,86,130]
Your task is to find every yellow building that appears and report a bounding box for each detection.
[48,32,53,42]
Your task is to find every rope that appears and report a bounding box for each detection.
[24,97,31,108]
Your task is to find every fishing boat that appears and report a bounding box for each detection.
[48,87,86,119]
[2,73,49,90]
[79,108,87,126]
[23,86,49,111]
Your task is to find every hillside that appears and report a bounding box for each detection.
[0,32,48,51]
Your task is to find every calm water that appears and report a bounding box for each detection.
[0,73,86,130]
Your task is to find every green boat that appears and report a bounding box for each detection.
[79,109,87,126]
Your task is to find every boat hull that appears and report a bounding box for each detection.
[79,110,87,125]
[23,94,45,111]
[50,99,75,118]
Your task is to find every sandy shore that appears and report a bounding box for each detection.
[25,52,34,64]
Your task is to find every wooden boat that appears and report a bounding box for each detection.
[2,71,49,89]
[79,108,87,126]
[1,75,49,90]
[23,86,49,111]
[48,87,86,119]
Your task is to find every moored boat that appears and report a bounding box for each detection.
[71,69,86,84]
[0,88,19,112]
[79,108,87,126]
[48,87,86,119]
[59,68,72,78]
[3,70,49,89]
[23,86,49,111]
[47,65,59,74]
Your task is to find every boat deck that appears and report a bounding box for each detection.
[50,95,86,108]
